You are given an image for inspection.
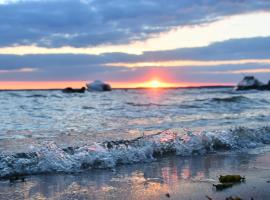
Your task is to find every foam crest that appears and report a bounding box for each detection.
[1,127,270,179]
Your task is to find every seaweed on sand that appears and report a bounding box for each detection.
[219,175,245,183]
[213,174,245,191]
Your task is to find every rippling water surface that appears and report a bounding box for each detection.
[1,88,270,148]
[1,87,270,178]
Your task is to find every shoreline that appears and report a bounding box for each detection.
[1,150,270,199]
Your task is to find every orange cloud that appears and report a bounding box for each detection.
[0,81,86,90]
[105,59,270,68]
[207,68,270,74]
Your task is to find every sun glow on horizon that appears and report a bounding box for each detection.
[150,80,161,88]
[0,80,234,90]
[138,79,177,88]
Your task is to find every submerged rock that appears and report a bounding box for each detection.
[86,80,111,91]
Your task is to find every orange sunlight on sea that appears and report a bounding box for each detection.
[0,81,231,90]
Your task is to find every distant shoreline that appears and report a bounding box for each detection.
[0,85,234,91]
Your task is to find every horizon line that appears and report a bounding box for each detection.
[0,85,234,91]
[0,81,235,90]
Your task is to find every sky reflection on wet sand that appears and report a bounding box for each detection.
[1,152,270,200]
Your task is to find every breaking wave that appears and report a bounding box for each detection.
[211,96,251,103]
[126,102,168,107]
[7,93,62,98]
[7,93,23,97]
[1,127,270,179]
[26,94,48,98]
[82,106,96,110]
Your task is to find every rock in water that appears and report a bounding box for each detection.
[86,80,112,91]
[62,87,86,93]
[236,76,266,90]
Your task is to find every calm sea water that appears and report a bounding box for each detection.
[1,87,270,178]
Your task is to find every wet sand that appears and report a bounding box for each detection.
[1,150,270,200]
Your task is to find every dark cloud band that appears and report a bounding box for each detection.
[0,0,270,47]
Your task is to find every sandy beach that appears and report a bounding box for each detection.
[1,148,270,200]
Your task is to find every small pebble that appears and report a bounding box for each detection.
[165,193,170,198]
[206,195,213,200]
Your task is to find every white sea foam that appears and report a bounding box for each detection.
[1,127,270,179]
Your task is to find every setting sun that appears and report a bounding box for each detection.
[140,79,174,88]
[150,80,161,88]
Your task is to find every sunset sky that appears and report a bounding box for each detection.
[0,0,270,89]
